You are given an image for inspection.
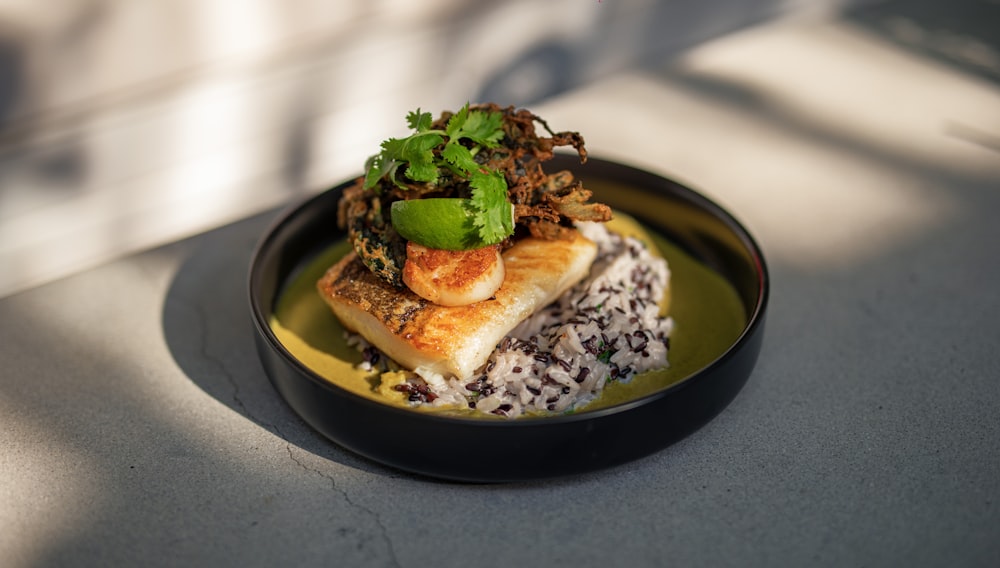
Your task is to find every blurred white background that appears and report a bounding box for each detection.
[1,0,997,297]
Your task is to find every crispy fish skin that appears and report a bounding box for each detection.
[317,231,598,380]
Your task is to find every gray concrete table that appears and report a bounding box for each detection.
[3,15,999,568]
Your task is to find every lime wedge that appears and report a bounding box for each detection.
[390,198,511,250]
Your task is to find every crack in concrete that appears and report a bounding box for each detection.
[278,434,402,568]
[185,297,401,567]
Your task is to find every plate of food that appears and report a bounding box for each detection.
[248,103,768,482]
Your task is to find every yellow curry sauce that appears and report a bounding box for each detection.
[269,214,745,417]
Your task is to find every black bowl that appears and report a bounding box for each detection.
[248,155,768,482]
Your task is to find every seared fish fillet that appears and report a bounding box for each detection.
[317,232,598,380]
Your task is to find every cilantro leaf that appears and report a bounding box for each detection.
[469,170,513,243]
[399,133,442,184]
[456,109,505,147]
[406,108,433,132]
[364,137,405,189]
[444,104,470,139]
[446,103,504,148]
[440,142,478,176]
[363,156,386,190]
[597,348,614,364]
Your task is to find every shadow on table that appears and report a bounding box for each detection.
[846,0,1000,87]
[160,202,416,479]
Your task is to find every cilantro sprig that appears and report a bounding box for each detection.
[468,169,513,244]
[364,104,505,189]
[364,104,514,247]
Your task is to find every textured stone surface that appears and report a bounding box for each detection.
[3,11,1000,568]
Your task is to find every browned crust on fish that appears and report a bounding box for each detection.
[317,231,598,379]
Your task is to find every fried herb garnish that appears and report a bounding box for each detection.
[338,103,612,286]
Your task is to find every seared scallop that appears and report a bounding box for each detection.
[402,242,505,307]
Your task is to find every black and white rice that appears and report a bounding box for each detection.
[350,221,674,418]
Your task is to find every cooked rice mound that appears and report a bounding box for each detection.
[349,222,674,418]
